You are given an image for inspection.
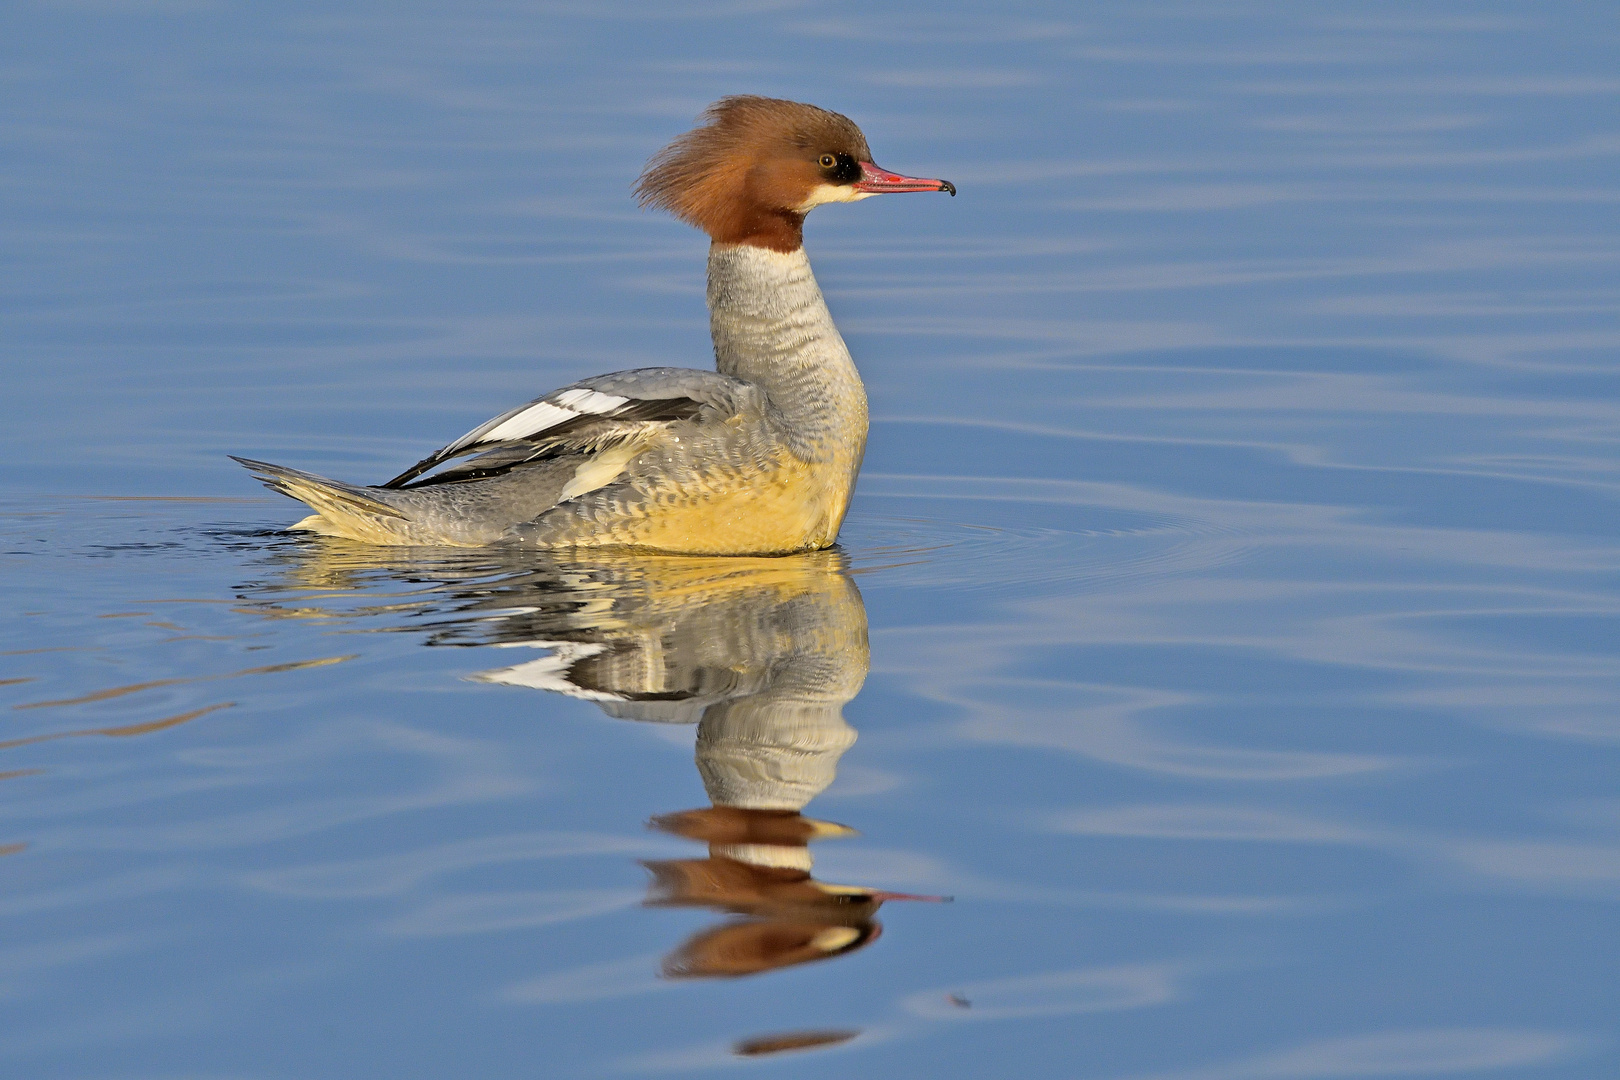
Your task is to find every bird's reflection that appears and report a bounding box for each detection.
[240,540,943,979]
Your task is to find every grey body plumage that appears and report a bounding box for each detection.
[233,96,951,554]
[237,246,869,553]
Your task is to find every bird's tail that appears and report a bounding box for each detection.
[231,456,413,543]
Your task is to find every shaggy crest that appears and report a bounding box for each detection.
[635,96,873,251]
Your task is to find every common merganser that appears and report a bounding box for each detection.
[233,96,953,554]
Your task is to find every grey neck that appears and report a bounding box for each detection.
[707,243,867,457]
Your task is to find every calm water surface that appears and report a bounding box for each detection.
[3,2,1618,1077]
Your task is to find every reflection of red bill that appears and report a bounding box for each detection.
[856,162,956,196]
[734,1029,861,1057]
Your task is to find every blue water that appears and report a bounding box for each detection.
[3,2,1618,1077]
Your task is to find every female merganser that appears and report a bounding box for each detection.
[234,96,953,554]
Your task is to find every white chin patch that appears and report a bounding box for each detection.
[797,183,871,211]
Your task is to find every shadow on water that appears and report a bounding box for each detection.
[234,539,947,996]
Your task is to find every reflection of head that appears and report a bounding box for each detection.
[235,543,916,981]
[644,856,885,978]
[662,917,882,979]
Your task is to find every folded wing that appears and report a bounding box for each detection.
[383,368,753,489]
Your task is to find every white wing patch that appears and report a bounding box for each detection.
[473,390,625,446]
[554,388,629,412]
[479,403,573,443]
[469,389,629,446]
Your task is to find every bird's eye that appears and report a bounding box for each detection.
[818,154,837,169]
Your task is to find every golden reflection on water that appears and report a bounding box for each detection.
[2,625,356,799]
[0,702,237,750]
[242,538,945,987]
[13,655,353,711]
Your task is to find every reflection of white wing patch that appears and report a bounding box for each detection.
[474,389,629,445]
[469,641,621,698]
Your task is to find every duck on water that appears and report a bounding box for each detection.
[234,96,954,555]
